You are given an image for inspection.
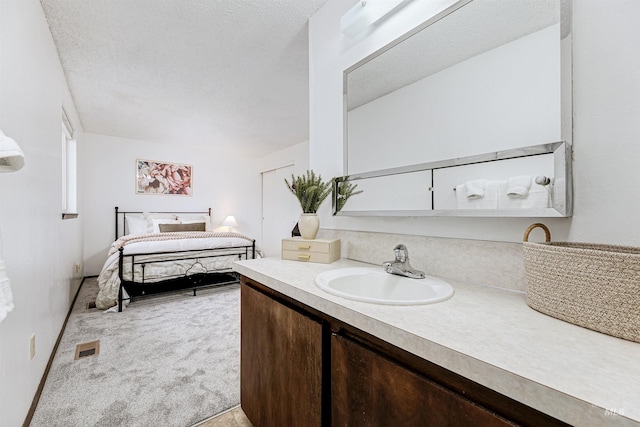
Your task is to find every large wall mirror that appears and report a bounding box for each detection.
[337,0,572,217]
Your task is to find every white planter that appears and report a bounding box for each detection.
[298,213,320,240]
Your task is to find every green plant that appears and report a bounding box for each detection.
[285,170,332,214]
[334,177,363,213]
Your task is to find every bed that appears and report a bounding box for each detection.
[96,207,256,312]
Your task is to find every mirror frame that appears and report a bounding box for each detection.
[338,0,573,218]
[333,141,572,217]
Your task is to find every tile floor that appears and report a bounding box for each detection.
[195,406,252,427]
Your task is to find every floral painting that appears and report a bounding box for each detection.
[136,160,192,196]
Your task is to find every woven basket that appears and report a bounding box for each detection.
[523,223,640,343]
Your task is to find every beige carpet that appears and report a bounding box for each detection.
[30,278,240,427]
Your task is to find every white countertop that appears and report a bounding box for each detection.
[233,257,640,426]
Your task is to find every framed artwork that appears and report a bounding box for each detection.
[136,159,192,196]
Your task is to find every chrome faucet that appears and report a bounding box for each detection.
[383,244,425,279]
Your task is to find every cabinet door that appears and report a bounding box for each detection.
[241,283,323,427]
[331,333,515,427]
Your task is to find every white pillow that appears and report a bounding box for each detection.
[143,212,177,233]
[125,214,148,235]
[176,214,212,231]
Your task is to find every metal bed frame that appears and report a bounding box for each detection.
[114,207,256,312]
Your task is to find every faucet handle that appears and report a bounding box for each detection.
[394,244,408,262]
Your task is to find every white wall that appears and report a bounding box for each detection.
[310,0,640,246]
[258,140,309,256]
[0,1,84,425]
[82,133,262,275]
[258,139,309,177]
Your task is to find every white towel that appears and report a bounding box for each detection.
[455,184,474,208]
[507,175,532,198]
[479,180,500,209]
[0,227,15,323]
[0,261,14,323]
[464,179,487,199]
[499,183,550,209]
[456,181,500,209]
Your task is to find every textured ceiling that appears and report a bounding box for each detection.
[40,0,328,156]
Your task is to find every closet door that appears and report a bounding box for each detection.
[261,165,297,258]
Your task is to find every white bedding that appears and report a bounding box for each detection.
[96,232,255,310]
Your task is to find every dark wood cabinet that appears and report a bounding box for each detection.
[331,333,515,427]
[240,276,568,427]
[240,281,323,427]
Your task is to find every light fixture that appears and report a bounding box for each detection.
[222,215,238,232]
[0,129,25,173]
[341,0,411,38]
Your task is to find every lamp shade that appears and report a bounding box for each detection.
[0,129,25,173]
[222,215,238,228]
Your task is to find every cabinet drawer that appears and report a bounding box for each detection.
[281,238,340,264]
[282,249,338,264]
[282,239,332,253]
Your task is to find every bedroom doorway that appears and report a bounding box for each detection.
[261,164,298,258]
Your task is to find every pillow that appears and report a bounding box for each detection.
[176,214,212,231]
[180,219,208,229]
[151,218,180,233]
[125,214,148,235]
[159,222,206,232]
[143,212,177,233]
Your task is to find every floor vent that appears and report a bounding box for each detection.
[75,340,100,360]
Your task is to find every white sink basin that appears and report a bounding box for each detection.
[315,267,454,305]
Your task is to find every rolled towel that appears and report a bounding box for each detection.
[499,184,550,209]
[464,179,487,199]
[507,175,532,198]
[456,184,474,208]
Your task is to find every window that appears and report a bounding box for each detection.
[62,108,77,219]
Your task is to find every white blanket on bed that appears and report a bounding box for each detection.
[96,232,255,310]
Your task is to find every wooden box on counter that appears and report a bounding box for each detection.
[281,237,340,264]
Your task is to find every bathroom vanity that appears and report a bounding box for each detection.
[234,258,640,426]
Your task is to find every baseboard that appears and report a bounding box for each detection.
[22,275,92,427]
